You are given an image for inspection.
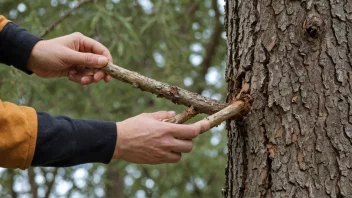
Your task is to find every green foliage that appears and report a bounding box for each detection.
[0,0,227,197]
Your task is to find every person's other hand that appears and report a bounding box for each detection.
[27,32,112,85]
[113,111,210,164]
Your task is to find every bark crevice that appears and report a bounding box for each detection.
[226,0,352,197]
[238,123,248,198]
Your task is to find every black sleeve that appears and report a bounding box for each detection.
[0,22,41,74]
[31,112,117,167]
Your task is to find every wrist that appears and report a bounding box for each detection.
[0,22,41,74]
[113,122,122,159]
[27,40,43,73]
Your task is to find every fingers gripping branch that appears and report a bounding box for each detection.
[103,62,252,133]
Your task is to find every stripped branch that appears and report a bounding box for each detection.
[200,101,245,133]
[103,62,228,115]
[39,0,94,37]
[163,106,198,124]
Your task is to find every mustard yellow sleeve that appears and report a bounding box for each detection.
[0,15,11,31]
[0,100,37,169]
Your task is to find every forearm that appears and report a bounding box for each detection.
[0,14,119,168]
[0,15,41,73]
[0,99,117,169]
[31,112,117,167]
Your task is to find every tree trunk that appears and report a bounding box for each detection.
[105,163,125,198]
[224,0,352,197]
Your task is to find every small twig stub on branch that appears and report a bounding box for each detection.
[165,100,250,133]
[163,106,198,124]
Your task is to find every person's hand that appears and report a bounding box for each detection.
[113,111,210,164]
[27,32,112,85]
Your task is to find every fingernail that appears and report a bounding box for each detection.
[168,111,176,116]
[98,57,108,66]
[81,77,88,84]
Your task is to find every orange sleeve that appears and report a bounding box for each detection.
[0,100,37,169]
[0,15,11,31]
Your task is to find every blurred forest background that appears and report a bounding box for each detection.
[0,0,228,197]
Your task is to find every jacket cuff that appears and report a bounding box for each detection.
[0,101,38,170]
[20,106,38,169]
[0,22,41,74]
[31,112,117,167]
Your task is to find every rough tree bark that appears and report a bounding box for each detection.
[224,0,352,197]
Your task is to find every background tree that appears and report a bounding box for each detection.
[224,0,352,197]
[0,0,229,197]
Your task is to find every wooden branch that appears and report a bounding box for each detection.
[103,62,228,115]
[163,106,198,124]
[39,0,94,37]
[200,101,245,133]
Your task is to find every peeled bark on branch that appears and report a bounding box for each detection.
[103,62,228,115]
[164,101,246,133]
[201,101,244,133]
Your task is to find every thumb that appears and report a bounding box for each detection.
[70,51,109,68]
[147,111,176,120]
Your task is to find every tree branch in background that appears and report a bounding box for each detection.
[7,169,18,198]
[44,168,58,198]
[179,0,199,34]
[104,62,228,115]
[106,163,125,198]
[28,168,38,198]
[195,0,223,94]
[39,0,94,37]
